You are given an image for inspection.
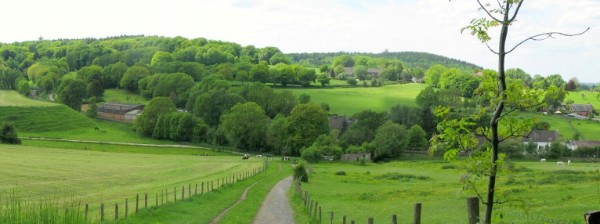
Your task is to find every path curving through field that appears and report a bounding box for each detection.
[209,182,257,224]
[253,176,295,224]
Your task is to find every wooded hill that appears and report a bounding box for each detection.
[287,51,482,74]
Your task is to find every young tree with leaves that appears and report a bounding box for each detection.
[435,1,589,223]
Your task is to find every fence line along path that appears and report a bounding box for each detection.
[253,176,295,224]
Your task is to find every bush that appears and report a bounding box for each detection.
[294,161,309,182]
[1,122,21,144]
[334,171,346,176]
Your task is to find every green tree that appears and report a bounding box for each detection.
[408,124,428,151]
[267,114,289,154]
[424,64,447,87]
[332,55,355,67]
[193,90,245,127]
[150,51,174,67]
[56,79,86,111]
[268,52,291,65]
[250,61,271,83]
[543,85,566,111]
[120,65,150,92]
[86,97,98,118]
[101,62,127,88]
[353,65,368,80]
[0,122,21,144]
[443,1,588,222]
[136,97,176,136]
[17,79,30,96]
[505,68,532,87]
[220,102,268,151]
[317,74,331,87]
[371,121,408,161]
[286,103,330,155]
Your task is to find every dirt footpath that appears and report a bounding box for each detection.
[253,176,295,224]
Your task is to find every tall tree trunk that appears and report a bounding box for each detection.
[485,3,510,224]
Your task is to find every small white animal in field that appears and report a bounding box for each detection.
[540,158,546,162]
[568,160,571,165]
[256,155,262,158]
[557,161,565,166]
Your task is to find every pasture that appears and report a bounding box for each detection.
[294,160,600,224]
[518,112,600,141]
[104,89,150,105]
[565,90,600,111]
[0,145,264,219]
[0,90,57,107]
[275,83,425,116]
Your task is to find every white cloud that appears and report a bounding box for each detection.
[1,0,599,82]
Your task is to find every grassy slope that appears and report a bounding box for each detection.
[0,90,57,107]
[275,83,425,116]
[0,145,264,220]
[294,161,600,224]
[565,90,600,111]
[519,112,600,141]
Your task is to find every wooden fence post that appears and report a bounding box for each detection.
[211,180,214,192]
[342,215,346,224]
[181,186,184,200]
[125,198,128,217]
[161,189,164,204]
[155,193,158,207]
[467,197,480,224]
[195,183,198,195]
[330,211,333,224]
[145,193,148,208]
[202,182,204,194]
[188,184,191,198]
[166,188,168,203]
[413,202,422,224]
[135,194,139,213]
[392,214,397,224]
[115,203,119,221]
[309,200,314,217]
[100,203,104,221]
[314,201,319,218]
[351,220,355,224]
[174,186,177,202]
[318,206,321,223]
[84,204,88,221]
[368,218,374,224]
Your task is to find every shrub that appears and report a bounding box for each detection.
[334,171,346,176]
[294,161,309,182]
[0,122,21,144]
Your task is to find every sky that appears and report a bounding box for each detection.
[2,0,599,82]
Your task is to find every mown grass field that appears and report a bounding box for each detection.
[294,160,600,224]
[275,83,426,116]
[0,145,265,220]
[0,90,57,107]
[104,89,150,105]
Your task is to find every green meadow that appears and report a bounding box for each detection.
[0,144,266,221]
[103,89,150,105]
[518,112,600,141]
[0,90,57,107]
[565,90,600,111]
[275,83,426,116]
[293,160,600,224]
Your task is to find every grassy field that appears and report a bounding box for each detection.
[275,83,426,116]
[293,160,600,224]
[518,112,600,141]
[0,145,264,220]
[104,89,150,105]
[118,162,292,224]
[566,90,600,111]
[0,90,57,107]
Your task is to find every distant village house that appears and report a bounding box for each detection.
[570,104,594,117]
[523,130,559,151]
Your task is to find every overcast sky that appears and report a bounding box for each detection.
[2,0,599,83]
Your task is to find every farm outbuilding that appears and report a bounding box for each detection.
[341,153,371,162]
[97,103,144,123]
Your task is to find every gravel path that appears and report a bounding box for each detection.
[253,176,295,224]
